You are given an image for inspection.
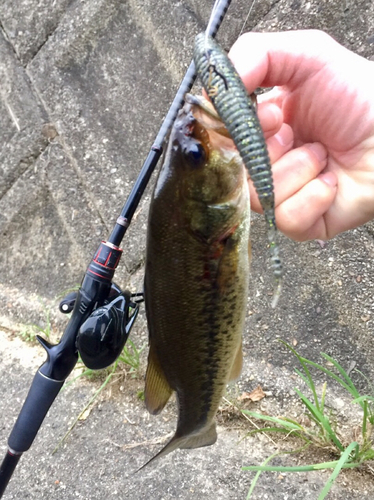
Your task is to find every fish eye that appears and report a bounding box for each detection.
[183,142,206,168]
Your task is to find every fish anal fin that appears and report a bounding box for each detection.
[228,340,243,382]
[144,345,173,415]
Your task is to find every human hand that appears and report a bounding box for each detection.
[229,30,374,241]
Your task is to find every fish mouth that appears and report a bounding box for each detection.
[170,94,246,206]
[180,94,237,156]
[173,99,207,168]
[184,94,229,136]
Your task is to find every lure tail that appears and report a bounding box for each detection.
[193,33,283,306]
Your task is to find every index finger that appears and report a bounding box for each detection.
[229,30,337,93]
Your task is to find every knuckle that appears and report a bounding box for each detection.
[301,29,337,53]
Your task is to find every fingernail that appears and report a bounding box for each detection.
[306,143,327,162]
[273,125,293,147]
[318,172,337,188]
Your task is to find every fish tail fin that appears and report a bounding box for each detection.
[137,422,217,472]
[136,434,186,472]
[179,421,217,450]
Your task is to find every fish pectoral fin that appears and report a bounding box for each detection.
[179,422,217,449]
[228,340,243,382]
[144,346,173,415]
[215,232,239,291]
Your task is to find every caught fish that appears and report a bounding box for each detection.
[142,93,251,466]
[194,33,282,306]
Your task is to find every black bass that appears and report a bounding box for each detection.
[194,33,282,306]
[143,94,251,465]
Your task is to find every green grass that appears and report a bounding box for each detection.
[18,299,53,342]
[66,338,146,386]
[242,341,374,499]
[18,286,81,343]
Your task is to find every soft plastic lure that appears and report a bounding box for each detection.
[193,33,283,307]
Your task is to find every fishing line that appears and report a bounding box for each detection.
[203,0,258,98]
[205,0,257,54]
[238,0,257,38]
[152,0,232,151]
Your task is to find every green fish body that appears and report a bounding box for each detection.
[143,95,251,465]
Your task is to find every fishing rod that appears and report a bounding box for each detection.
[0,0,232,497]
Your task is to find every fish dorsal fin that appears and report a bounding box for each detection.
[144,345,173,415]
[228,340,243,382]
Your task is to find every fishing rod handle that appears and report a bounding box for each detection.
[8,372,64,453]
